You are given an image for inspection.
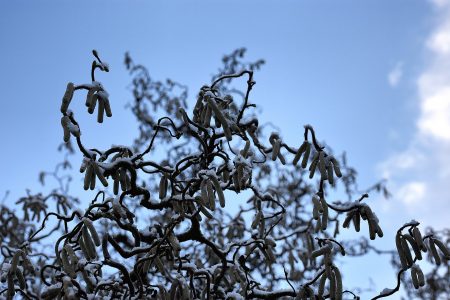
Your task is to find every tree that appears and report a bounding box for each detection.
[0,49,448,300]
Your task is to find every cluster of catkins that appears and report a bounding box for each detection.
[395,222,450,290]
[0,250,32,300]
[192,89,235,141]
[342,203,383,240]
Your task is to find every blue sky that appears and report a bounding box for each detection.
[1,0,449,298]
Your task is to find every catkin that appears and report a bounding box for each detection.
[92,163,108,187]
[61,82,75,113]
[97,98,105,123]
[81,269,95,293]
[264,245,276,264]
[89,166,96,190]
[256,199,262,210]
[353,212,361,232]
[329,270,336,300]
[334,267,343,300]
[396,234,409,269]
[330,157,342,178]
[293,141,308,166]
[428,239,441,265]
[278,151,286,165]
[61,116,71,142]
[412,227,427,252]
[155,257,165,274]
[15,268,26,290]
[82,226,97,260]
[375,223,384,238]
[320,197,328,230]
[159,175,168,199]
[318,151,327,180]
[88,94,98,114]
[306,234,314,253]
[272,139,280,161]
[241,140,251,157]
[237,164,244,188]
[210,176,225,208]
[200,180,208,206]
[222,168,230,182]
[315,217,322,233]
[85,87,96,107]
[309,152,319,171]
[233,169,241,193]
[199,105,208,126]
[10,250,23,274]
[104,98,112,117]
[309,153,319,179]
[416,266,425,287]
[327,162,334,185]
[324,252,332,278]
[410,268,419,289]
[207,97,232,141]
[259,214,266,237]
[142,256,151,275]
[113,171,120,195]
[83,219,101,247]
[343,211,355,228]
[78,235,91,260]
[401,236,413,267]
[193,95,203,121]
[403,234,422,260]
[368,219,376,240]
[206,179,215,210]
[61,248,76,279]
[179,107,189,126]
[318,273,327,296]
[301,143,311,169]
[433,239,450,258]
[312,195,322,213]
[203,105,212,127]
[312,205,319,220]
[7,273,15,299]
[119,168,127,191]
[125,172,131,191]
[21,252,32,271]
[214,115,222,129]
[64,244,78,268]
[334,221,340,238]
[79,158,88,173]
[168,233,181,256]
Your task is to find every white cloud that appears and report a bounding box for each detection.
[378,0,450,229]
[431,0,450,8]
[387,62,403,87]
[396,182,426,206]
[417,87,450,140]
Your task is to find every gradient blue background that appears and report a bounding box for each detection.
[1,1,448,299]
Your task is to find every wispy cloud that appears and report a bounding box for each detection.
[387,62,403,87]
[379,0,450,229]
